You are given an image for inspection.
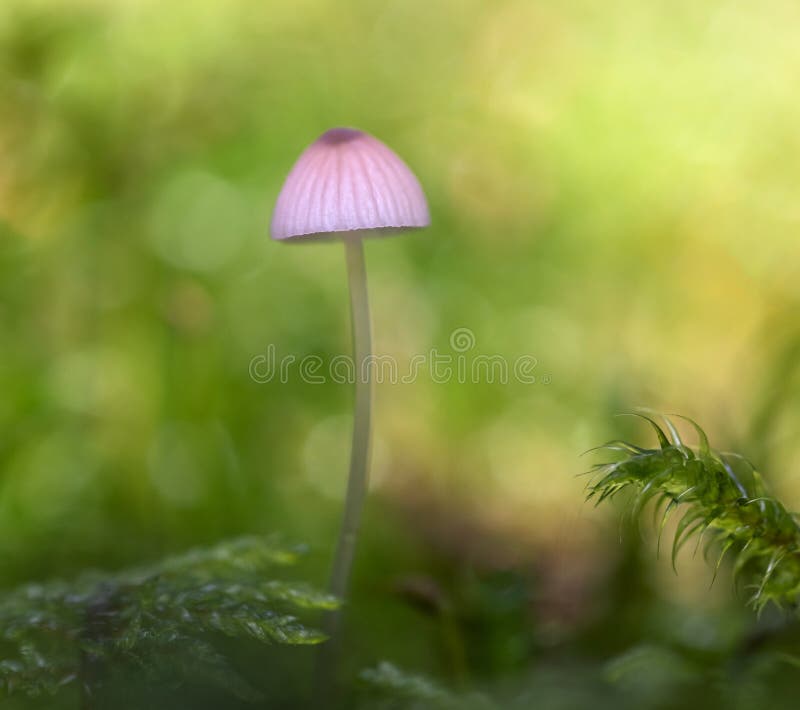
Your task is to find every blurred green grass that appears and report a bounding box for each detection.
[0,0,799,654]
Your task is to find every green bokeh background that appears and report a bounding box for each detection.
[1,0,800,704]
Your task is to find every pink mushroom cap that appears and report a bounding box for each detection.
[270,127,430,241]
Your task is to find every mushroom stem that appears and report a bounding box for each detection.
[316,237,372,699]
[330,236,373,602]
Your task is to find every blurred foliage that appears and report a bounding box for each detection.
[2,0,800,574]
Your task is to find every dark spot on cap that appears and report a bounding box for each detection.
[318,127,364,145]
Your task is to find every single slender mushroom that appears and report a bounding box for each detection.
[270,127,429,688]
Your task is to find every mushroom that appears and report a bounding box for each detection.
[270,126,430,644]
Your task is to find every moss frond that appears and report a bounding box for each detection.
[359,662,495,710]
[589,414,800,613]
[0,535,337,699]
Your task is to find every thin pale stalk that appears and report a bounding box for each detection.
[314,237,373,703]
